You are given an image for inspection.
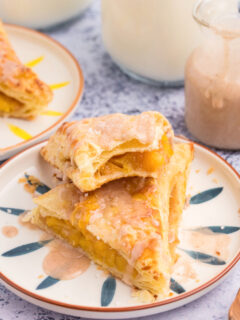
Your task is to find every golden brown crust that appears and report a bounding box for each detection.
[167,143,194,262]
[28,142,193,296]
[29,177,172,296]
[41,111,173,191]
[0,21,53,119]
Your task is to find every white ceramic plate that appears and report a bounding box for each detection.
[0,138,239,319]
[0,24,84,161]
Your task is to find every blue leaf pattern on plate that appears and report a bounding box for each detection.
[1,240,52,257]
[180,248,226,265]
[101,276,116,307]
[36,276,60,290]
[190,187,223,205]
[24,173,50,194]
[35,184,51,194]
[170,278,185,294]
[0,207,26,216]
[193,226,240,234]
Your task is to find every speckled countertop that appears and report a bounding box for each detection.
[0,1,240,319]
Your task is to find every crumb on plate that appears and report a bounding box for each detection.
[132,288,156,303]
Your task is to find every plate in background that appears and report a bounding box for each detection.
[0,24,84,161]
[0,137,239,319]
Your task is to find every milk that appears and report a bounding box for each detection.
[102,0,201,85]
[0,0,92,29]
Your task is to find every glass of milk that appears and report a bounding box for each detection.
[101,0,202,87]
[0,0,93,29]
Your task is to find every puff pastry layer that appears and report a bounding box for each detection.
[41,111,173,192]
[27,143,193,296]
[0,21,53,119]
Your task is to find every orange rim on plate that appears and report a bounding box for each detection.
[0,137,239,313]
[0,23,84,154]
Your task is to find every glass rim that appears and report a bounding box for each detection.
[193,0,211,28]
[193,0,240,38]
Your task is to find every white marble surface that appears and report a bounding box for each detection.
[0,1,240,319]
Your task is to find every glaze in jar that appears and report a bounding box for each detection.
[185,0,240,149]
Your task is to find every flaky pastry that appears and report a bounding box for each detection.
[0,21,53,119]
[27,143,193,296]
[41,111,173,192]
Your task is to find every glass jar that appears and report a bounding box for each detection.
[185,0,240,149]
[101,0,202,87]
[0,0,93,29]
